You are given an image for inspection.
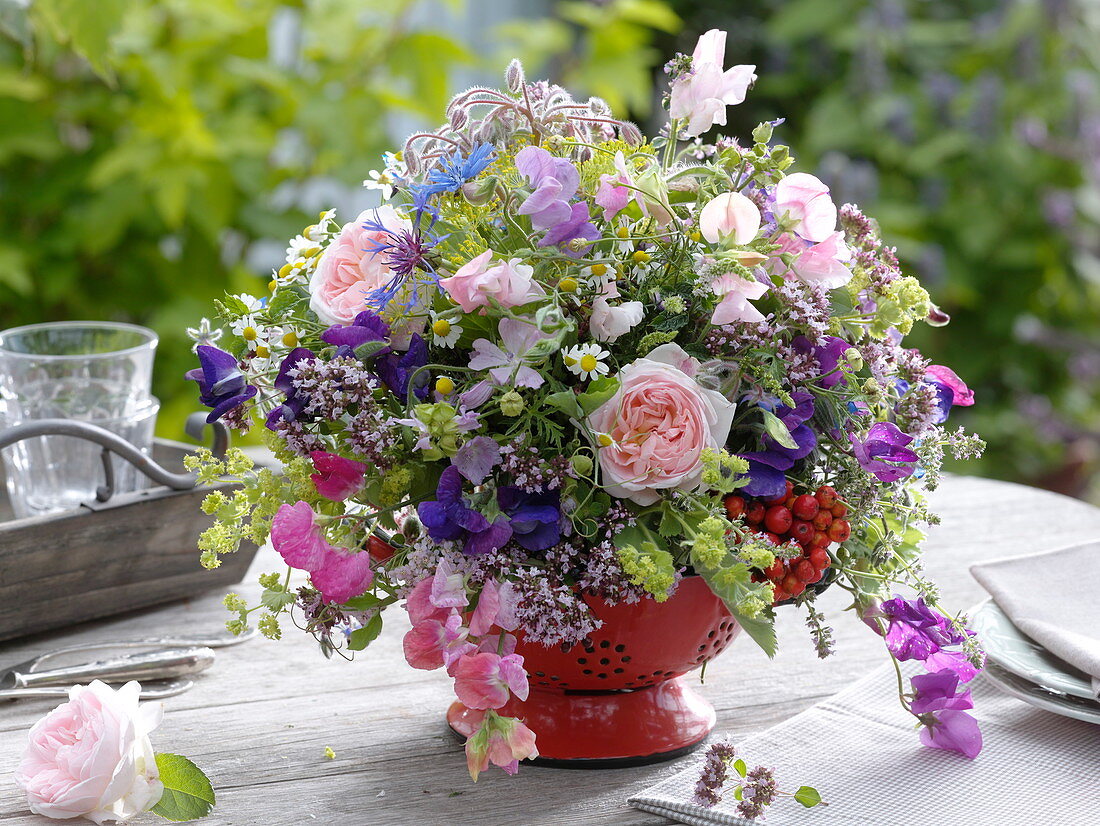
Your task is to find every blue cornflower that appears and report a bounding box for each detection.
[418,143,497,197]
[360,197,448,311]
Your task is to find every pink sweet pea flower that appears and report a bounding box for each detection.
[309,451,367,501]
[439,249,545,314]
[271,501,332,572]
[790,231,852,289]
[699,192,761,246]
[403,611,468,671]
[431,557,469,609]
[468,317,550,389]
[589,281,644,343]
[452,651,530,709]
[463,711,539,781]
[711,273,769,325]
[925,365,975,406]
[595,152,674,226]
[670,30,757,137]
[309,546,374,604]
[774,172,837,243]
[469,580,501,637]
[405,577,449,625]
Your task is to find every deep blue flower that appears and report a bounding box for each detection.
[417,466,512,556]
[377,333,429,401]
[321,311,391,360]
[185,346,257,423]
[738,391,818,499]
[265,347,316,429]
[498,487,560,551]
[359,198,448,311]
[417,143,497,198]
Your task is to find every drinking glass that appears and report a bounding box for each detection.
[0,397,160,519]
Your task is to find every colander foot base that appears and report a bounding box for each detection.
[446,677,716,767]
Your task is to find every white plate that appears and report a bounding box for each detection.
[982,661,1100,725]
[969,600,1096,700]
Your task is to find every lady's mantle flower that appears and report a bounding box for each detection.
[185,345,257,423]
[431,315,463,348]
[563,343,610,381]
[849,421,920,483]
[469,317,553,389]
[418,143,496,198]
[669,29,756,137]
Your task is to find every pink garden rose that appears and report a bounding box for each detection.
[309,451,367,501]
[309,205,414,326]
[439,249,544,313]
[271,501,374,604]
[16,681,163,824]
[669,29,757,137]
[773,172,837,243]
[711,272,768,324]
[589,281,644,343]
[699,191,761,246]
[587,343,737,504]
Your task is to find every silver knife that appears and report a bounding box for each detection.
[0,646,216,692]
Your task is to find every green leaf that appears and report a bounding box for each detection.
[544,389,583,419]
[794,786,822,808]
[347,613,383,651]
[150,753,215,822]
[733,785,743,801]
[577,376,619,414]
[30,0,127,81]
[760,409,798,449]
[353,340,388,360]
[729,606,779,658]
[733,758,747,777]
[343,593,394,611]
[260,588,295,611]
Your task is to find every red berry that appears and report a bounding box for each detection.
[812,510,833,530]
[831,501,848,518]
[815,485,838,508]
[764,531,782,546]
[724,494,746,520]
[792,494,820,521]
[789,520,814,545]
[807,568,824,584]
[764,505,793,534]
[827,518,851,543]
[809,547,829,570]
[782,573,807,597]
[771,586,790,604]
[813,530,830,548]
[784,494,798,509]
[765,559,786,581]
[745,501,766,524]
[795,560,816,582]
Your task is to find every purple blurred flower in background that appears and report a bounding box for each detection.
[849,422,919,482]
[186,345,257,423]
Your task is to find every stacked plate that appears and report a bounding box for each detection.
[970,600,1100,724]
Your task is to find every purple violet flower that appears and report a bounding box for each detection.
[185,346,258,423]
[321,310,391,359]
[849,422,919,482]
[498,487,560,551]
[416,466,512,556]
[265,347,316,429]
[377,333,429,401]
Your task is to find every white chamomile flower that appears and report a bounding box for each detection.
[285,234,319,263]
[363,169,398,200]
[563,343,611,381]
[270,325,301,351]
[231,315,268,345]
[430,315,463,348]
[581,262,618,288]
[232,293,264,313]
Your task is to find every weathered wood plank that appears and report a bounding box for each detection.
[0,476,1097,825]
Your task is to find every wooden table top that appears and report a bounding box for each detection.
[2,475,1099,826]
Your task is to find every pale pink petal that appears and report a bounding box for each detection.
[469,580,501,637]
[431,558,469,609]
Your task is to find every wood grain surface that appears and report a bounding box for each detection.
[1,476,1098,826]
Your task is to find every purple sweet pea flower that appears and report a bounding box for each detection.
[321,310,391,359]
[919,709,983,759]
[185,346,258,423]
[265,347,315,428]
[924,648,982,682]
[849,422,919,482]
[793,335,849,389]
[452,436,502,485]
[879,596,966,661]
[377,333,429,401]
[498,487,560,551]
[738,391,818,498]
[417,466,513,556]
[514,146,580,230]
[538,201,600,258]
[910,670,974,714]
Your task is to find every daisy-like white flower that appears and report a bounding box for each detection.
[231,315,267,345]
[430,315,463,348]
[185,318,223,352]
[363,169,398,200]
[285,234,319,263]
[563,343,611,381]
[232,293,264,313]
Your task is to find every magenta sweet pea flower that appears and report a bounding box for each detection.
[270,501,374,604]
[451,651,529,709]
[309,546,374,604]
[309,451,367,501]
[919,709,983,759]
[910,670,974,714]
[849,422,920,483]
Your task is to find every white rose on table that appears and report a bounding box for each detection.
[16,681,164,824]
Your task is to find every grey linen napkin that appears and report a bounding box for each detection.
[629,663,1100,825]
[970,541,1100,697]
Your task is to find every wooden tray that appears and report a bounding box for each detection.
[0,439,260,642]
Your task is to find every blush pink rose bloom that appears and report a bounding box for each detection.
[16,681,164,824]
[587,343,737,505]
[270,502,374,604]
[439,249,544,313]
[589,281,644,343]
[711,273,769,324]
[774,172,837,243]
[452,651,530,709]
[309,205,414,326]
[309,451,367,501]
[699,191,761,246]
[670,29,757,137]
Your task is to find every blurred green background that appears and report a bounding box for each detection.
[2,0,1098,501]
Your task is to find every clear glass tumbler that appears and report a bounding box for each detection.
[0,397,160,519]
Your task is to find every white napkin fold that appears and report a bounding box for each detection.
[629,663,1100,825]
[970,541,1100,697]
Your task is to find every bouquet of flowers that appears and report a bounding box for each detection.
[185,28,986,797]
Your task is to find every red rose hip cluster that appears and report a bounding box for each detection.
[723,482,850,604]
